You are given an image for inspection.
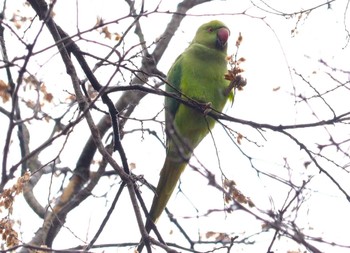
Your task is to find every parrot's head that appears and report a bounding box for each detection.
[193,20,230,51]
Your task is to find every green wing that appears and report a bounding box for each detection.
[165,54,183,123]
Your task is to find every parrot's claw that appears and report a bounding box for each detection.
[201,102,212,115]
[224,74,247,96]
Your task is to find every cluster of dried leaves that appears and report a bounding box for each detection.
[9,7,32,30]
[205,230,232,242]
[0,75,54,109]
[0,172,30,248]
[221,180,254,247]
[0,80,10,103]
[95,17,122,40]
[223,178,254,208]
[23,75,54,105]
[225,32,247,91]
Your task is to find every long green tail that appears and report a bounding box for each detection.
[137,155,187,252]
[148,155,187,224]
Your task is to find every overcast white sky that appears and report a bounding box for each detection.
[2,0,350,252]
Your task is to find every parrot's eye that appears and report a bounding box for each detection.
[207,27,214,32]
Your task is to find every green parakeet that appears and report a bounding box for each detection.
[140,20,232,248]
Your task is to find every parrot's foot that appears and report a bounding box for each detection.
[224,74,247,96]
[200,102,212,115]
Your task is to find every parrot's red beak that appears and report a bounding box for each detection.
[216,27,230,49]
